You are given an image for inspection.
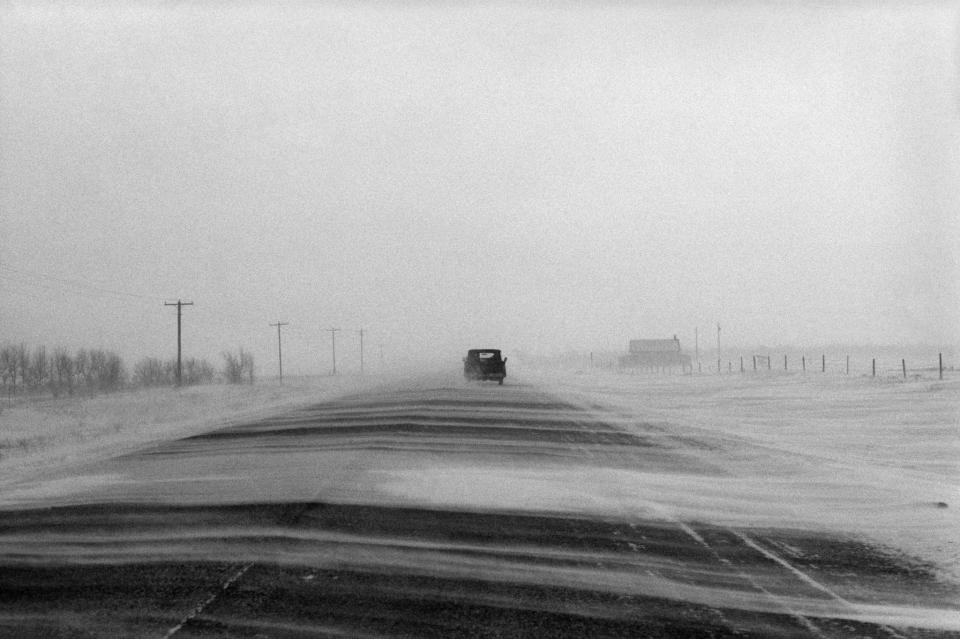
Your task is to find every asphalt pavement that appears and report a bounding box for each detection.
[0,378,957,638]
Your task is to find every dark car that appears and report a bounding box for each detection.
[463,349,507,384]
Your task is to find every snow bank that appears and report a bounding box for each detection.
[0,375,394,488]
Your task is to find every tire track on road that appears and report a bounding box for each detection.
[732,531,909,639]
[160,480,331,637]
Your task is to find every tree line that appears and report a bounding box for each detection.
[0,343,255,397]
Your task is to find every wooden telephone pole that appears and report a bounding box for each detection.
[270,321,289,384]
[327,328,340,375]
[164,299,194,386]
[716,323,721,373]
[359,328,365,375]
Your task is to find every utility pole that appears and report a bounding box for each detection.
[164,299,193,387]
[716,323,721,373]
[327,328,340,375]
[359,328,365,375]
[270,321,289,384]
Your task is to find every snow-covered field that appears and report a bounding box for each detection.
[0,375,393,487]
[2,367,957,584]
[519,367,960,580]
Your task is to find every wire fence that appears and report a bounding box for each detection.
[692,351,954,380]
[574,348,955,381]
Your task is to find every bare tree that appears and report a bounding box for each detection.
[0,349,8,394]
[52,347,74,397]
[76,349,125,392]
[134,357,169,387]
[87,349,105,391]
[222,351,242,384]
[99,350,126,391]
[182,358,215,386]
[0,345,17,395]
[74,349,89,393]
[16,343,28,393]
[29,345,48,392]
[222,349,254,384]
[0,344,128,397]
[242,349,254,384]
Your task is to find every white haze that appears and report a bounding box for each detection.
[1,2,958,375]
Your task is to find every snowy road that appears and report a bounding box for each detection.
[1,376,958,638]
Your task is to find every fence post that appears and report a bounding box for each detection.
[767,355,771,370]
[740,356,744,373]
[753,355,756,371]
[784,354,788,371]
[802,355,806,372]
[940,353,943,380]
[872,358,876,377]
[902,359,906,379]
[822,354,825,373]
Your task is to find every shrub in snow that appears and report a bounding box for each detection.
[221,349,254,384]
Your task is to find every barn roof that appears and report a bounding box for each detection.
[629,339,680,353]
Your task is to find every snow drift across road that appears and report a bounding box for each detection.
[511,368,960,581]
[0,370,958,636]
[3,368,956,585]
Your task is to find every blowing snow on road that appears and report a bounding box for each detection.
[0,372,957,638]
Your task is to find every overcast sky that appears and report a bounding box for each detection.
[1,2,958,374]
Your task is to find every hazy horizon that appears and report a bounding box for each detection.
[2,2,958,376]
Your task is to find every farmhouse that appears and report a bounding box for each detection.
[619,336,692,374]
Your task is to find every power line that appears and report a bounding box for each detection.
[0,272,152,304]
[0,262,152,301]
[0,262,381,377]
[0,279,65,305]
[0,269,232,338]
